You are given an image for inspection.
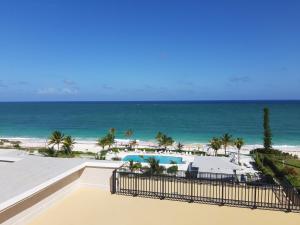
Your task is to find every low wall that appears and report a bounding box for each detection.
[80,167,115,190]
[0,165,117,225]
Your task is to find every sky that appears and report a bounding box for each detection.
[0,0,299,101]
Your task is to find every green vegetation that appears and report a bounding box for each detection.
[95,150,108,160]
[111,156,122,161]
[155,132,174,149]
[221,133,233,155]
[167,165,178,174]
[234,137,245,165]
[38,147,74,158]
[62,136,76,155]
[51,149,94,158]
[97,129,116,150]
[48,131,65,151]
[124,129,135,149]
[263,107,272,150]
[208,134,245,160]
[129,160,142,172]
[250,108,300,191]
[251,149,300,191]
[208,137,222,156]
[146,157,165,174]
[0,139,22,149]
[44,131,79,157]
[177,142,184,151]
[124,129,133,139]
[128,139,137,149]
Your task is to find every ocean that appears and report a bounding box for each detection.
[0,101,300,146]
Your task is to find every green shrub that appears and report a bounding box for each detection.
[13,143,21,149]
[129,161,142,171]
[111,157,122,161]
[38,147,56,157]
[167,165,178,174]
[95,150,108,160]
[111,148,120,153]
[282,167,298,176]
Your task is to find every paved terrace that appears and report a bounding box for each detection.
[28,187,300,225]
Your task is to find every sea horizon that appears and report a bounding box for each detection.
[1,99,300,103]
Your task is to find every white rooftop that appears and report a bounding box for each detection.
[0,149,122,206]
[191,156,241,174]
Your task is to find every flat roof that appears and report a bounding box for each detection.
[191,156,241,174]
[0,149,122,208]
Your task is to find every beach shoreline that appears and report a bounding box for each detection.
[1,136,300,156]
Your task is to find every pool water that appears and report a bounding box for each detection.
[122,155,184,164]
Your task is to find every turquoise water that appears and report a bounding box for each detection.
[0,101,300,145]
[122,155,184,164]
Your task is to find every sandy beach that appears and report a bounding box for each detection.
[2,137,300,157]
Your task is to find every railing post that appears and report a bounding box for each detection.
[111,169,117,194]
[133,173,138,197]
[253,185,257,209]
[221,176,224,206]
[287,188,291,212]
[160,175,165,200]
[189,179,194,203]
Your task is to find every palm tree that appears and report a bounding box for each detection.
[208,137,222,156]
[129,160,135,172]
[129,139,137,149]
[129,160,142,172]
[106,133,115,150]
[48,131,65,151]
[234,138,245,165]
[98,136,108,150]
[177,142,184,151]
[124,129,133,139]
[109,128,116,136]
[221,133,233,155]
[62,136,76,154]
[156,132,174,150]
[162,135,174,150]
[146,157,165,174]
[155,131,163,144]
[98,131,115,150]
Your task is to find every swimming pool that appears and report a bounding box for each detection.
[122,155,184,164]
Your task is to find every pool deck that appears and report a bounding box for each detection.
[27,187,300,225]
[109,151,195,170]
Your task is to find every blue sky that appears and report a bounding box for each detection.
[0,0,299,101]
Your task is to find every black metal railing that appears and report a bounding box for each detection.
[116,167,262,183]
[111,169,300,212]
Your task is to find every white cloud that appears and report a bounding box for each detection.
[229,76,251,83]
[63,79,77,86]
[61,87,79,94]
[37,87,79,95]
